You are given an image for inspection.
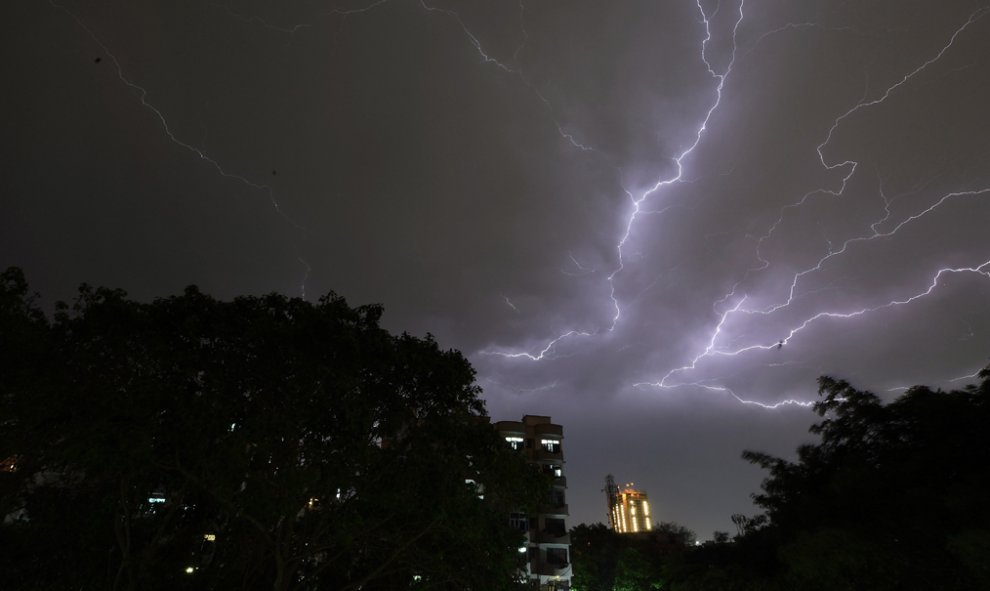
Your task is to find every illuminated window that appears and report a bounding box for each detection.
[540,439,561,454]
[203,533,216,542]
[505,436,524,450]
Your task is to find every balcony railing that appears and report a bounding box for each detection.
[530,560,572,577]
[536,530,571,544]
[542,503,569,516]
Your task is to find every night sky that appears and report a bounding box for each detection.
[5,0,990,538]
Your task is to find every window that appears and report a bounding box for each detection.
[550,490,565,507]
[509,512,528,532]
[525,438,533,448]
[505,436,524,450]
[540,439,561,454]
[543,464,563,478]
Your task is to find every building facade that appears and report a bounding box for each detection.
[605,475,653,534]
[494,415,571,591]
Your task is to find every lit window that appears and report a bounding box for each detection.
[540,439,561,454]
[505,436,524,450]
[184,566,195,574]
[203,533,216,542]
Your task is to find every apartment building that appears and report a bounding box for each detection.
[494,415,571,591]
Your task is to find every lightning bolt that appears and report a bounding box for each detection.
[51,0,312,296]
[485,0,746,360]
[637,8,990,400]
[755,6,989,263]
[629,7,990,406]
[484,3,988,408]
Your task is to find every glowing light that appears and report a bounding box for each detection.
[630,6,990,407]
[484,0,746,361]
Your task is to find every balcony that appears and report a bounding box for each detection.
[532,423,563,438]
[542,503,569,516]
[537,530,570,544]
[531,560,572,578]
[534,448,563,461]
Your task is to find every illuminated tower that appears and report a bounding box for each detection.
[494,415,570,591]
[606,479,652,534]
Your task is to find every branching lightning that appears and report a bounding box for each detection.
[634,6,990,406]
[486,2,990,408]
[485,0,746,360]
[51,0,990,408]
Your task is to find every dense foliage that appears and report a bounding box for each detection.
[570,368,990,591]
[0,268,544,591]
[570,522,695,591]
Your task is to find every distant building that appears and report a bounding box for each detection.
[605,474,652,534]
[494,415,571,591]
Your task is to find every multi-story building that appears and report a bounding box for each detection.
[494,415,571,591]
[605,475,653,534]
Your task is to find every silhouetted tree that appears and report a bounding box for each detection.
[739,372,990,590]
[654,369,990,591]
[0,268,544,591]
[654,521,697,547]
[570,521,696,591]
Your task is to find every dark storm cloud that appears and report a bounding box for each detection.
[3,0,989,536]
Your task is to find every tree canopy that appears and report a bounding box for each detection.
[568,367,990,591]
[665,369,990,591]
[0,268,544,591]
